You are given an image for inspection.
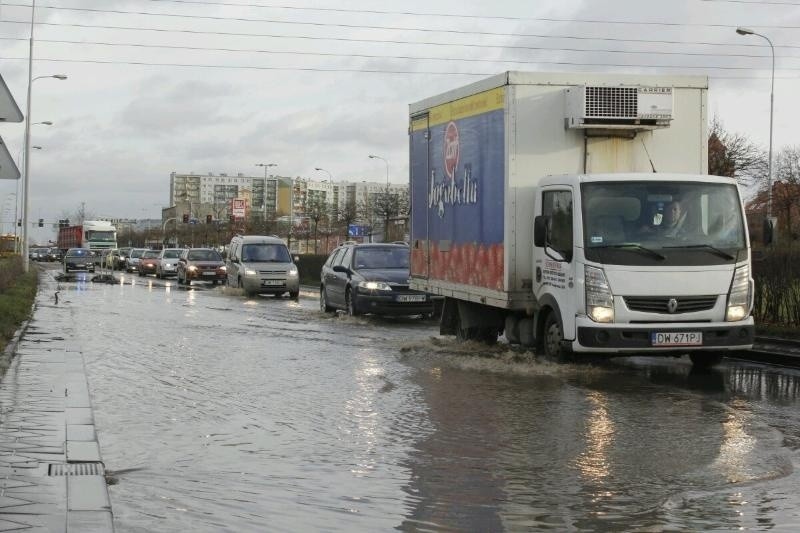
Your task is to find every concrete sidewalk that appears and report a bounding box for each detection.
[0,269,113,532]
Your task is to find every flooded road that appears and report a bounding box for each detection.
[57,272,800,531]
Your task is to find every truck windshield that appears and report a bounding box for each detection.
[581,181,746,266]
[87,230,116,242]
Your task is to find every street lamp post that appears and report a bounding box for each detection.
[368,154,389,187]
[21,45,68,273]
[315,167,335,252]
[736,27,775,224]
[255,163,277,229]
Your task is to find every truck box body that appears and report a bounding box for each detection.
[409,71,708,310]
[57,221,117,252]
[409,71,753,360]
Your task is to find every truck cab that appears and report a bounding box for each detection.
[532,173,754,366]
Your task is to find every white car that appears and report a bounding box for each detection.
[156,248,183,278]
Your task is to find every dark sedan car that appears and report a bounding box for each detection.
[63,248,95,273]
[176,248,226,286]
[319,242,434,316]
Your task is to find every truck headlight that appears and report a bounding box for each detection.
[585,265,614,323]
[358,281,392,291]
[726,264,752,321]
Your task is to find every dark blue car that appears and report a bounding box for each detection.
[319,242,434,317]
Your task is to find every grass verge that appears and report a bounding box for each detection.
[0,257,38,359]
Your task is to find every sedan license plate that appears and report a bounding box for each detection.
[262,279,283,286]
[397,294,426,303]
[202,271,217,276]
[651,332,703,347]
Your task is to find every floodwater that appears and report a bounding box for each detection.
[56,272,800,532]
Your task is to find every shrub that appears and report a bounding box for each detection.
[0,257,38,354]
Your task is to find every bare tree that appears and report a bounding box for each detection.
[336,202,359,241]
[708,116,767,188]
[305,197,329,254]
[373,187,409,241]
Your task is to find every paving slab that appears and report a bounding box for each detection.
[0,270,114,532]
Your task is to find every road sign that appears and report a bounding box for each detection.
[0,74,22,180]
[0,136,20,180]
[0,74,23,123]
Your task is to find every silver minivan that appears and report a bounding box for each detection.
[226,235,299,298]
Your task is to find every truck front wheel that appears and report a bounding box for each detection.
[542,312,566,360]
[689,352,724,369]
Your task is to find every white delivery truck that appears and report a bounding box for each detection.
[408,71,754,367]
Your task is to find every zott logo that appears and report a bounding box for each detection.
[443,121,459,181]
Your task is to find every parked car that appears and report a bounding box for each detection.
[156,248,183,278]
[125,248,147,273]
[319,242,434,316]
[138,250,160,277]
[225,235,299,298]
[63,248,95,273]
[176,248,226,286]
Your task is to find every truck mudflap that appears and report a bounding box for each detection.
[575,323,754,352]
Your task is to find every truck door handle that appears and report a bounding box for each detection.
[536,267,542,283]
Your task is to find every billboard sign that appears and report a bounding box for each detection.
[348,224,369,237]
[231,198,246,219]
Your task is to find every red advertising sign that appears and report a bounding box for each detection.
[231,198,246,219]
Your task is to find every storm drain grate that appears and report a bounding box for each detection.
[48,462,105,476]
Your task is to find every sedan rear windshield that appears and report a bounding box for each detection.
[353,247,409,269]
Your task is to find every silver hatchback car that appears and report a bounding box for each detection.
[156,248,183,278]
[226,235,299,298]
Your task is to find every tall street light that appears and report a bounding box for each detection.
[15,144,41,252]
[255,162,277,226]
[368,154,389,187]
[736,26,775,223]
[21,0,68,271]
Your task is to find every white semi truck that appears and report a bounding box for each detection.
[408,71,754,367]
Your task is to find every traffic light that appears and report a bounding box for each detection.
[206,214,212,224]
[182,213,189,223]
[38,218,43,227]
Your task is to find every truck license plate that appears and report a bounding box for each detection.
[651,332,703,347]
[262,280,283,286]
[397,294,426,303]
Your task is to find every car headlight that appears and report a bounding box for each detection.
[188,265,197,271]
[244,268,257,276]
[219,265,227,272]
[726,264,752,321]
[358,281,392,291]
[287,267,298,277]
[585,265,614,323]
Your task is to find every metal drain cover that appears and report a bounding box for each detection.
[48,462,105,476]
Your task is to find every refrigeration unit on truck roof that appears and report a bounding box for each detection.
[565,85,674,129]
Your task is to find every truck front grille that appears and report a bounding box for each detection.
[624,295,718,314]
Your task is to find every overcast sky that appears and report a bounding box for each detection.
[1,0,798,243]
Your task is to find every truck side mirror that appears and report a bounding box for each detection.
[534,216,548,247]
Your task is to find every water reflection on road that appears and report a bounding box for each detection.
[56,273,800,531]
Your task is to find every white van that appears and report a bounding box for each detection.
[226,235,300,298]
